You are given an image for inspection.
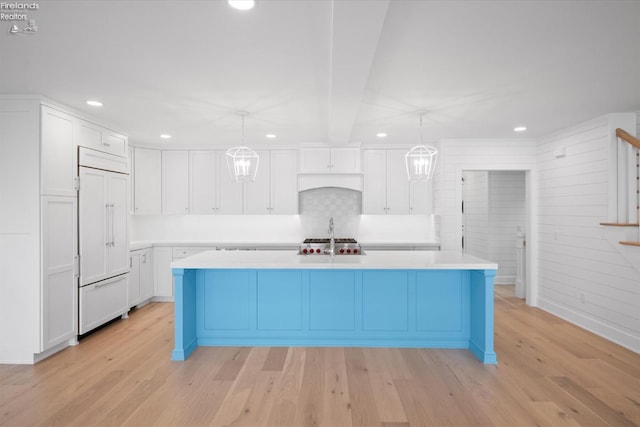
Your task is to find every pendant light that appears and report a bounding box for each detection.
[226,112,259,183]
[405,113,438,182]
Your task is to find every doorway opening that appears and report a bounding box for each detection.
[462,170,527,299]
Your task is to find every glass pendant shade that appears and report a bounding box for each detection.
[226,146,259,182]
[405,145,437,181]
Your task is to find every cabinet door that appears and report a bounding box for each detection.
[244,150,271,214]
[270,150,298,214]
[79,167,108,286]
[42,196,77,350]
[385,150,410,214]
[363,150,387,214]
[75,119,104,151]
[41,106,76,197]
[299,148,331,173]
[410,180,432,214]
[153,246,173,299]
[330,147,361,173]
[102,130,128,158]
[140,249,153,301]
[189,150,217,214]
[133,147,161,214]
[162,151,190,214]
[216,152,244,214]
[108,172,130,276]
[129,252,141,308]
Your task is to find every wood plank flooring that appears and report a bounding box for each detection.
[1,286,639,426]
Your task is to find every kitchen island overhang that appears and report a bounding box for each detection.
[171,251,498,364]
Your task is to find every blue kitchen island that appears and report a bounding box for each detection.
[171,251,498,364]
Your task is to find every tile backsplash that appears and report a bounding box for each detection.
[299,187,362,238]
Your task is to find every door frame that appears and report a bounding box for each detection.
[455,165,537,307]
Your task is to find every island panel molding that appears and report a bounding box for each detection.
[171,251,497,364]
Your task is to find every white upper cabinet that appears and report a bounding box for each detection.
[133,147,161,214]
[244,150,271,214]
[40,106,76,197]
[75,119,128,158]
[162,151,189,214]
[189,150,243,214]
[299,147,360,173]
[244,149,298,214]
[270,149,298,214]
[363,149,431,215]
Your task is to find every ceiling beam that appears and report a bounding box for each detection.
[328,0,390,146]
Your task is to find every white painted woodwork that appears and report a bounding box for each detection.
[0,99,75,363]
[270,150,298,214]
[79,275,129,335]
[41,196,77,350]
[129,251,141,307]
[299,147,361,173]
[128,248,152,308]
[363,150,387,214]
[244,150,298,214]
[537,114,640,353]
[153,246,173,300]
[244,150,271,214]
[385,149,410,214]
[363,149,426,215]
[189,150,217,213]
[133,147,161,214]
[79,167,130,286]
[40,106,76,197]
[75,118,128,158]
[161,150,190,214]
[216,152,244,214]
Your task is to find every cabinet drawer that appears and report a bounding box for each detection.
[79,275,129,335]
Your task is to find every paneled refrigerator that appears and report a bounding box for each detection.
[78,147,130,334]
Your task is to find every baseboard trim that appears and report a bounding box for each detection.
[537,297,640,355]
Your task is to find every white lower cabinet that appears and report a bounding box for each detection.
[129,248,153,308]
[153,246,214,301]
[79,275,129,335]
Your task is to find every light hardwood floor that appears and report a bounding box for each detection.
[1,286,639,426]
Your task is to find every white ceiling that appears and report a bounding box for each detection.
[1,0,639,148]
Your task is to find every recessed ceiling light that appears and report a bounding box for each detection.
[265,134,277,139]
[228,0,255,10]
[376,132,387,138]
[160,134,172,139]
[86,100,103,107]
[514,126,527,132]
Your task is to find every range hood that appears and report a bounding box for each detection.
[297,173,363,192]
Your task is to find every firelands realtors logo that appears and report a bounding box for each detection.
[1,2,39,35]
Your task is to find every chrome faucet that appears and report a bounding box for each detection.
[327,217,336,256]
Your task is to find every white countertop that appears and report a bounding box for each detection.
[130,240,440,251]
[171,250,496,270]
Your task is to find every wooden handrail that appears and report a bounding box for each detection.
[600,222,639,227]
[616,128,640,150]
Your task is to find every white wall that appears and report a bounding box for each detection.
[536,114,640,353]
[462,171,489,257]
[489,171,526,284]
[434,138,537,252]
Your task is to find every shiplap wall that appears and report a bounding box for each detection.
[462,171,489,257]
[537,114,640,353]
[434,139,537,252]
[463,171,526,284]
[489,171,526,284]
